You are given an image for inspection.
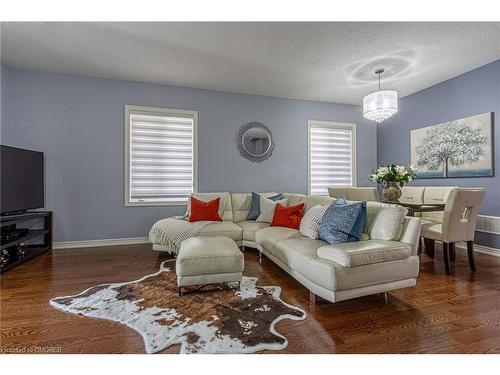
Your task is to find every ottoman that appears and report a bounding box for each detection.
[176,236,244,295]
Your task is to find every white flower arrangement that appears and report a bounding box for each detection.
[370,163,418,187]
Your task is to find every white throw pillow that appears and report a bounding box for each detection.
[299,204,329,239]
[256,196,287,223]
[185,192,230,220]
[364,202,408,241]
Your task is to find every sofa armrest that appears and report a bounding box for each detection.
[399,217,422,255]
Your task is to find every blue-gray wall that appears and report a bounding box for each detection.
[1,65,377,242]
[378,60,500,248]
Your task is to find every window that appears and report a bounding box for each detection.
[308,120,356,195]
[125,105,198,206]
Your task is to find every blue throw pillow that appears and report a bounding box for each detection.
[331,198,367,242]
[318,201,365,244]
[246,192,284,220]
[348,202,367,242]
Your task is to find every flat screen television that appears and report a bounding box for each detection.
[1,145,45,215]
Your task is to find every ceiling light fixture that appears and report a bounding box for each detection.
[363,68,398,123]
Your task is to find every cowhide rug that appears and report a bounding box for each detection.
[50,260,306,354]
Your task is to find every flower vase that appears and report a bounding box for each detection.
[383,181,402,203]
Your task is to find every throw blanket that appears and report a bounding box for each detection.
[148,217,212,254]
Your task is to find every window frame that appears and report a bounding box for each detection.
[124,104,198,207]
[307,120,357,196]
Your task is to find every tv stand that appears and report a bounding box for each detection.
[1,211,52,273]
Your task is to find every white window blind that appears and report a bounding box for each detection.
[125,106,197,206]
[308,121,356,195]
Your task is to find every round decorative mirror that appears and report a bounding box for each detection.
[235,122,275,162]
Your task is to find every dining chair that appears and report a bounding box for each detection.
[420,188,486,275]
[327,187,380,202]
[399,186,425,205]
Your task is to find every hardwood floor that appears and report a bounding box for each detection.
[2,244,500,354]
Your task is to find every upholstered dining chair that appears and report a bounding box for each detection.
[421,188,486,275]
[327,187,379,202]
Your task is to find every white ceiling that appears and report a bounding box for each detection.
[1,22,499,105]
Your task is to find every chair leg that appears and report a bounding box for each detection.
[467,240,476,272]
[424,238,435,258]
[443,242,451,275]
[449,243,456,262]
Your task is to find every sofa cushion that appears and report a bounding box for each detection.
[271,237,336,290]
[316,240,412,267]
[364,202,408,241]
[283,193,307,207]
[237,221,270,241]
[199,221,243,241]
[303,195,335,213]
[272,237,418,291]
[254,226,301,252]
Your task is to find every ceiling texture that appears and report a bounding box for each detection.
[1,22,499,105]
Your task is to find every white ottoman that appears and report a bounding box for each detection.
[176,236,244,295]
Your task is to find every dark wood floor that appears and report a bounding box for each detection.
[2,244,500,354]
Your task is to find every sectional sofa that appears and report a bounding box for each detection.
[151,192,422,304]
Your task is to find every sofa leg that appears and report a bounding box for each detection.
[309,291,317,304]
[467,240,476,272]
[178,287,183,296]
[241,245,245,252]
[443,242,451,275]
[383,292,389,304]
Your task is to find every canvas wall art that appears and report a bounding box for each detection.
[410,112,494,178]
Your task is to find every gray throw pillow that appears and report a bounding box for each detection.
[246,192,283,220]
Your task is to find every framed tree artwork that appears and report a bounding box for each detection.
[410,112,494,178]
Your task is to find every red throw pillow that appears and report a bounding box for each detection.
[271,203,305,229]
[188,197,222,222]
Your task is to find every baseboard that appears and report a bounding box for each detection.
[53,236,500,258]
[53,237,150,249]
[477,215,500,236]
[453,242,500,258]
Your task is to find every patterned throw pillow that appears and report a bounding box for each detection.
[332,199,367,242]
[299,204,329,239]
[256,196,288,223]
[318,202,365,244]
[246,192,284,220]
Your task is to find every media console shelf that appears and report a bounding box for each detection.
[1,211,52,273]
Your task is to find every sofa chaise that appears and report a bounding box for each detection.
[150,192,421,304]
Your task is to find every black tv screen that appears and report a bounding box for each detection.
[1,145,45,214]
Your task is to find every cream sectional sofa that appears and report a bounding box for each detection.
[151,192,421,304]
